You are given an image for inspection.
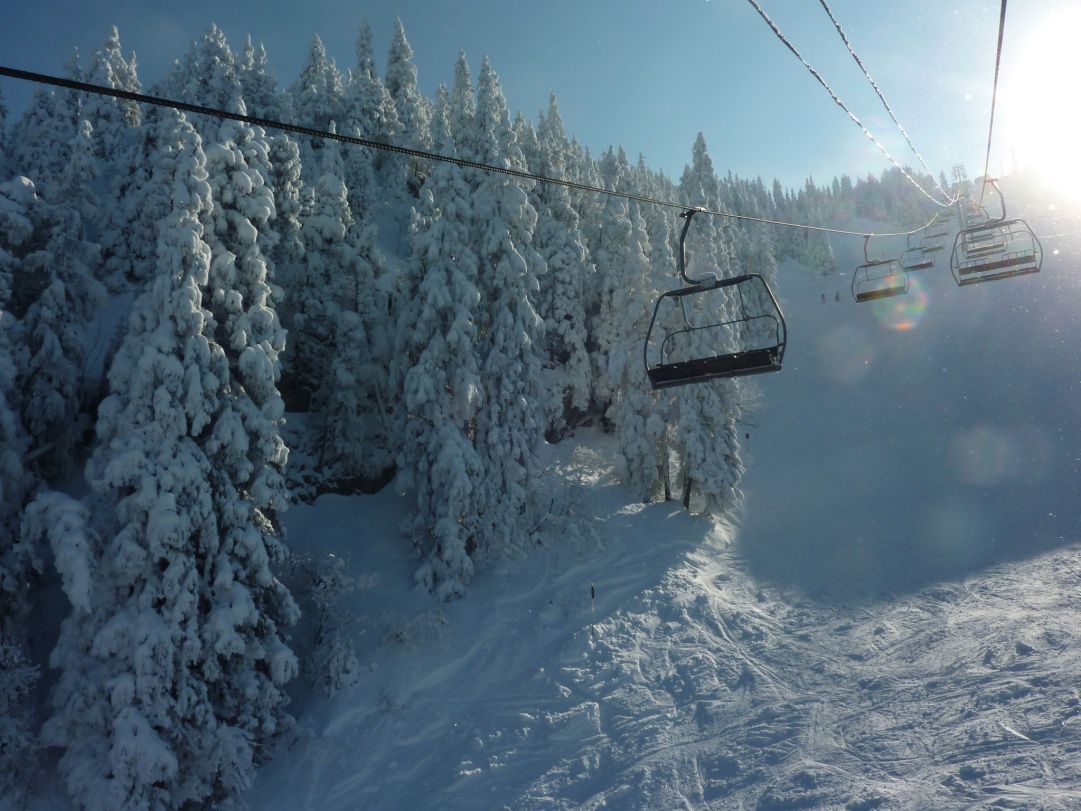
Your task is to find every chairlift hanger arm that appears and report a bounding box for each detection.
[678,209,703,286]
[982,177,1007,222]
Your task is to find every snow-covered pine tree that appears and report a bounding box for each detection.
[135,27,259,280]
[201,111,293,543]
[587,148,668,499]
[607,199,671,501]
[0,636,39,802]
[309,130,392,486]
[18,119,105,479]
[288,129,351,406]
[639,186,680,498]
[238,35,278,119]
[342,21,400,215]
[265,133,306,410]
[0,176,39,802]
[591,147,639,405]
[267,134,305,277]
[396,84,484,599]
[448,51,476,159]
[0,177,33,547]
[154,24,244,134]
[46,109,297,810]
[566,138,606,334]
[82,27,143,290]
[671,133,745,516]
[0,84,7,168]
[7,60,82,203]
[201,90,300,796]
[82,26,141,163]
[385,18,432,194]
[470,57,546,559]
[527,94,591,439]
[287,35,346,178]
[288,550,358,695]
[792,177,835,273]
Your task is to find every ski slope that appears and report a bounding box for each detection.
[251,220,1081,809]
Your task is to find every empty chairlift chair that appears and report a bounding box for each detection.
[901,232,935,271]
[644,209,787,389]
[852,235,908,303]
[920,224,947,253]
[950,180,1042,286]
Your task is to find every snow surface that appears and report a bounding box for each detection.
[250,222,1081,809]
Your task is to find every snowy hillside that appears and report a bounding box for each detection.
[3,17,1079,811]
[248,224,1081,809]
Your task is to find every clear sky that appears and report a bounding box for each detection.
[1,0,1076,194]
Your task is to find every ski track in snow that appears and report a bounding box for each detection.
[251,210,1081,810]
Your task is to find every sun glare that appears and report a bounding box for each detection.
[1000,6,1081,201]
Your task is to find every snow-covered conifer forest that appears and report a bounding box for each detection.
[8,19,1076,811]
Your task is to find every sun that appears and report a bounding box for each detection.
[998,5,1081,202]
[997,6,1081,199]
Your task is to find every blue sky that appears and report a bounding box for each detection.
[1,0,1074,193]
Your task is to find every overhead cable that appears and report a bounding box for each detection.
[743,0,954,207]
[0,64,945,239]
[977,0,1009,209]
[816,0,953,200]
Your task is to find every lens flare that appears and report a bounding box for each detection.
[950,425,1016,486]
[920,496,987,569]
[871,274,928,332]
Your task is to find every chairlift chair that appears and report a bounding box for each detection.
[852,236,909,302]
[644,209,787,389]
[950,180,1042,286]
[901,232,935,271]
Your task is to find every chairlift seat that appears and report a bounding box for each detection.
[647,346,781,389]
[855,285,906,303]
[903,256,934,271]
[955,251,1039,284]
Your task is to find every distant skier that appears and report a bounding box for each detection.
[821,293,826,303]
[834,291,840,302]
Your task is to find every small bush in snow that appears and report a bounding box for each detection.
[288,552,360,697]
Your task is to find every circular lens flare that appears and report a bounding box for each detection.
[871,274,928,332]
